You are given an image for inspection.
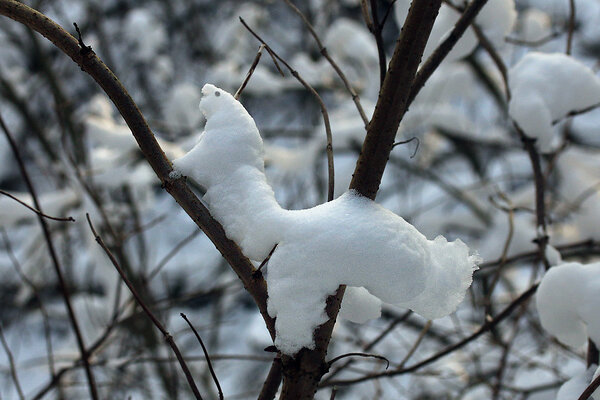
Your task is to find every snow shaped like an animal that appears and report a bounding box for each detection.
[174,84,479,355]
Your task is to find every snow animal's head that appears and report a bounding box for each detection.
[173,84,266,185]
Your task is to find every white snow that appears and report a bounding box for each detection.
[338,286,382,324]
[508,52,600,153]
[174,84,479,355]
[536,261,600,348]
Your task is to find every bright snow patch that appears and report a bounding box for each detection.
[174,84,479,355]
[509,53,600,153]
[536,262,600,348]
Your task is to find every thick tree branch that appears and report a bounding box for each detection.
[0,0,275,338]
[349,0,443,200]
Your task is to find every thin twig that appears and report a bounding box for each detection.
[254,244,277,275]
[360,0,373,31]
[283,0,370,128]
[391,137,420,158]
[0,0,275,339]
[234,44,265,100]
[0,324,25,400]
[327,352,390,369]
[472,23,510,100]
[0,189,75,222]
[1,228,58,379]
[577,365,600,400]
[566,0,576,55]
[505,31,561,47]
[0,112,99,400]
[330,387,338,400]
[552,102,600,125]
[181,313,224,400]
[86,214,204,400]
[323,284,539,386]
[369,0,387,88]
[322,311,412,383]
[147,230,201,281]
[486,192,515,304]
[397,320,432,369]
[515,124,550,269]
[240,16,335,202]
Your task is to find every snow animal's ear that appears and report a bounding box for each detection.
[199,84,233,119]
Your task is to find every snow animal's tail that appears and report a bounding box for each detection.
[405,237,480,319]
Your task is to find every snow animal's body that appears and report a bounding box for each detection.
[174,84,478,355]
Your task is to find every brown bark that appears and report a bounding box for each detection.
[349,0,442,200]
[0,0,275,337]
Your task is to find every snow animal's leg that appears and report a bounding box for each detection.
[266,244,340,355]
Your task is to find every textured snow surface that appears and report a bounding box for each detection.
[536,262,600,348]
[174,84,479,355]
[509,52,600,152]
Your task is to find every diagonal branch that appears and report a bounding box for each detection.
[0,0,275,339]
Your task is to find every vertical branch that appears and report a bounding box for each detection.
[0,113,99,400]
[350,0,443,199]
[0,324,25,400]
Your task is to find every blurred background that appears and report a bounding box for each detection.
[2,0,600,398]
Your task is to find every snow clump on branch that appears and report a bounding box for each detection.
[508,52,600,153]
[174,84,480,355]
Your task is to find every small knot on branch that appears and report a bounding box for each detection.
[73,22,93,56]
